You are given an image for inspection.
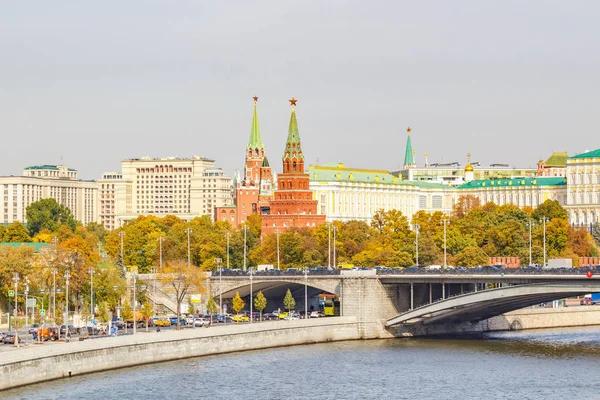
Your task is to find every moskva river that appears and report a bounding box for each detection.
[5,326,600,400]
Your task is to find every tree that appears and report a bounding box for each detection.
[206,294,219,324]
[283,289,296,313]
[532,200,568,221]
[254,291,267,321]
[160,260,206,330]
[97,302,110,324]
[455,246,489,267]
[26,198,78,236]
[5,222,32,242]
[453,195,481,218]
[122,300,133,333]
[232,291,245,314]
[141,301,153,331]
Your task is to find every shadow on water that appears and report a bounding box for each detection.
[402,325,600,360]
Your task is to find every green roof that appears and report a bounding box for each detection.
[544,151,568,167]
[247,100,264,150]
[0,242,51,252]
[283,107,304,161]
[308,164,447,189]
[24,165,76,171]
[403,132,414,167]
[569,148,600,159]
[262,156,270,168]
[458,177,567,189]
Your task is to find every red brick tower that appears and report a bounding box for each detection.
[261,98,326,235]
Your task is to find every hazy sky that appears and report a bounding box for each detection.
[2,1,599,180]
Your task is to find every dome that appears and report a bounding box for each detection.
[465,164,474,172]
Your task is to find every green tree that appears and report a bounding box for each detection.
[141,301,153,331]
[254,291,267,321]
[532,199,568,221]
[98,302,110,324]
[232,291,245,314]
[5,222,32,242]
[122,300,133,333]
[206,294,219,324]
[26,198,78,236]
[283,289,296,313]
[455,246,489,267]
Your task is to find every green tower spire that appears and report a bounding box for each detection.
[282,97,304,161]
[247,96,264,150]
[403,127,415,168]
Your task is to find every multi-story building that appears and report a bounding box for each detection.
[98,156,232,229]
[0,165,97,226]
[215,97,273,227]
[261,98,326,234]
[309,163,453,223]
[565,148,600,228]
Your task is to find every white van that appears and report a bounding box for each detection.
[426,265,442,270]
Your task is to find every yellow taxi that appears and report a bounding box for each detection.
[154,318,171,327]
[231,314,250,323]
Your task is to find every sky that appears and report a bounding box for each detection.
[1,1,599,180]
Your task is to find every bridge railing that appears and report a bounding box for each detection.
[375,266,600,276]
[211,268,342,277]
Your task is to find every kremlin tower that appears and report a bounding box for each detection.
[261,98,326,235]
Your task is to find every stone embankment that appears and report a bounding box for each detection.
[0,317,360,391]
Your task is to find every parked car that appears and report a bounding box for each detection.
[154,318,171,327]
[78,326,101,336]
[60,325,78,336]
[111,321,125,330]
[283,315,300,321]
[232,314,249,323]
[192,318,210,327]
[2,333,19,345]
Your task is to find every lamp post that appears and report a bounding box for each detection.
[243,224,247,271]
[226,232,230,269]
[542,217,549,267]
[185,228,192,266]
[276,227,280,270]
[529,220,533,266]
[214,258,223,314]
[133,272,137,335]
[333,225,337,269]
[414,224,420,267]
[24,277,29,328]
[441,218,450,270]
[51,267,57,320]
[328,223,331,269]
[13,273,20,347]
[89,267,95,324]
[249,268,254,323]
[64,271,71,328]
[304,267,309,319]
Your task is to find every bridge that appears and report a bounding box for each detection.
[138,269,600,337]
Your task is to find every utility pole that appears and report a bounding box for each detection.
[13,273,20,347]
[226,232,230,269]
[249,268,254,323]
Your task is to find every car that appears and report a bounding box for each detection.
[111,321,125,330]
[283,315,300,320]
[231,314,249,322]
[309,311,320,318]
[169,316,187,326]
[278,312,289,320]
[60,325,78,336]
[2,333,19,345]
[154,318,171,327]
[78,326,101,336]
[192,318,210,327]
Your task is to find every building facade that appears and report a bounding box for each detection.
[565,148,600,227]
[0,165,97,226]
[261,99,326,235]
[215,97,273,227]
[536,151,568,177]
[98,156,232,229]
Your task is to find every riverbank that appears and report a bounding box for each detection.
[0,317,360,391]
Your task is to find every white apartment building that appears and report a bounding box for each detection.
[0,165,97,226]
[98,156,233,229]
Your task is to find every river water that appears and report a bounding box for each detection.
[5,326,600,400]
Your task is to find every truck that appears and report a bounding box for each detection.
[580,293,600,305]
[545,258,573,269]
[257,264,274,271]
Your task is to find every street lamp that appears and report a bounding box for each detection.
[304,267,309,319]
[185,228,192,266]
[12,273,20,345]
[89,267,95,324]
[51,267,57,320]
[249,268,254,323]
[541,217,549,267]
[119,231,126,265]
[214,258,223,314]
[276,227,280,270]
[441,218,450,270]
[64,271,71,328]
[158,235,164,273]
[528,220,533,266]
[225,232,231,269]
[414,224,420,267]
[243,223,247,271]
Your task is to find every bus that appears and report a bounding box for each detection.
[318,293,341,316]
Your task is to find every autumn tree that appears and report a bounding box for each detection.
[283,289,296,314]
[26,198,78,236]
[161,260,206,329]
[232,291,245,314]
[121,300,133,333]
[206,294,219,324]
[455,246,488,267]
[4,222,32,242]
[254,291,267,321]
[532,199,568,221]
[453,195,481,218]
[141,301,153,331]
